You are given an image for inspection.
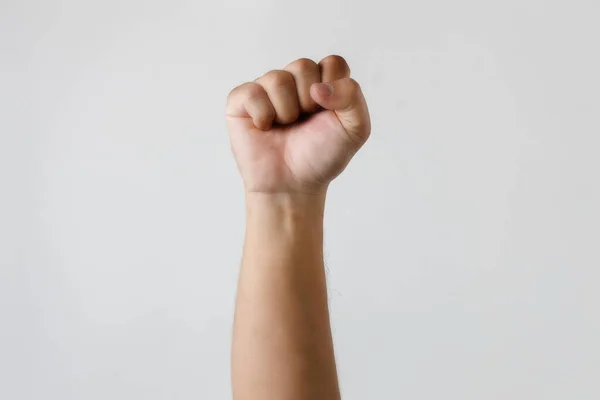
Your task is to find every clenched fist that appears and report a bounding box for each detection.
[226,55,371,194]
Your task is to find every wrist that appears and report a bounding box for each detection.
[244,191,327,230]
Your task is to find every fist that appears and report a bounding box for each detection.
[225,55,371,194]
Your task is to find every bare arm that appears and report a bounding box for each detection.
[232,192,338,399]
[226,55,370,400]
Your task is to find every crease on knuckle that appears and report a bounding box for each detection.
[244,83,263,98]
[265,70,294,89]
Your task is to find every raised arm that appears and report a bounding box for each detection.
[226,55,371,400]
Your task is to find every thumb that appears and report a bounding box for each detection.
[310,77,371,145]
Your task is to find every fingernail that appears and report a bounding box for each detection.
[316,82,333,97]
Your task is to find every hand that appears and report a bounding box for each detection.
[226,55,371,194]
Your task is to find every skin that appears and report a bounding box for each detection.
[226,55,371,400]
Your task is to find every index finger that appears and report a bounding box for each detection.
[226,82,276,131]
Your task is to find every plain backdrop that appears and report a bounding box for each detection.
[1,0,599,399]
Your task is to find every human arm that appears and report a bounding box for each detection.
[232,191,337,399]
[226,55,371,400]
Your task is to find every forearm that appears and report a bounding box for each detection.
[232,192,340,400]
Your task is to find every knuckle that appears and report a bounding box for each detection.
[325,54,346,63]
[244,83,266,100]
[263,104,276,119]
[348,78,360,92]
[229,82,261,100]
[321,54,349,70]
[337,78,359,98]
[286,58,318,74]
[262,69,294,88]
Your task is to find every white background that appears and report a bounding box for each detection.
[1,0,599,399]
